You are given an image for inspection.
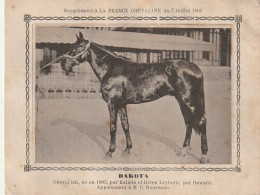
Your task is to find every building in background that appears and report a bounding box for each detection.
[111,27,231,67]
[36,27,231,73]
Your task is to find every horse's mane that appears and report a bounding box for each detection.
[92,42,134,63]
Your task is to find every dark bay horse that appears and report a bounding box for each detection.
[61,32,209,163]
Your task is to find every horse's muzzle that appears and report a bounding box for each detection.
[61,58,75,74]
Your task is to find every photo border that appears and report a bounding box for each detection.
[23,14,242,172]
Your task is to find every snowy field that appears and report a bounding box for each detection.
[35,66,232,164]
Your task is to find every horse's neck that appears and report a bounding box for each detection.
[87,43,112,82]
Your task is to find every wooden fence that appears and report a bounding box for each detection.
[36,63,102,99]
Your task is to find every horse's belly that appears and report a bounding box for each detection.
[126,81,173,104]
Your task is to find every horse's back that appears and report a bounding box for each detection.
[124,59,203,80]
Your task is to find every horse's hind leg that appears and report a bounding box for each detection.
[176,102,193,156]
[194,117,209,163]
[118,105,132,156]
[180,105,193,149]
[176,98,209,163]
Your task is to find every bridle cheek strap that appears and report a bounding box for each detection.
[62,41,91,65]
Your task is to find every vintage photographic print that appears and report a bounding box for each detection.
[5,0,260,194]
[35,26,232,164]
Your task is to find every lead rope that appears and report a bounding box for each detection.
[40,55,65,70]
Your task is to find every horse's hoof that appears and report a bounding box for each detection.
[176,149,186,157]
[121,150,131,157]
[186,146,192,151]
[176,146,191,157]
[200,155,210,164]
[104,152,112,160]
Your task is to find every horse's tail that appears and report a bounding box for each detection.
[165,60,206,134]
[187,65,207,134]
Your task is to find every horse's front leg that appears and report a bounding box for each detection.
[105,102,118,159]
[118,105,132,157]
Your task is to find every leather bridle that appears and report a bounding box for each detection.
[40,41,91,70]
[62,41,91,65]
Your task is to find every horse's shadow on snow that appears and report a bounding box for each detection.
[50,117,200,162]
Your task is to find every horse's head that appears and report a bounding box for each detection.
[61,31,90,75]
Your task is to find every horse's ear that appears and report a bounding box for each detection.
[79,31,84,40]
[76,33,80,41]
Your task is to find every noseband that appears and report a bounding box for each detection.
[62,41,91,65]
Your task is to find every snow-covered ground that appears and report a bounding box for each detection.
[35,66,231,164]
